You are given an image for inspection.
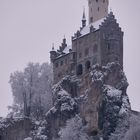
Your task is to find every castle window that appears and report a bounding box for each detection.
[73,53,76,60]
[107,43,111,52]
[58,73,61,78]
[90,17,93,23]
[85,61,91,71]
[60,60,63,66]
[93,57,97,65]
[77,64,83,75]
[85,48,89,56]
[91,8,92,12]
[115,56,119,61]
[96,0,98,2]
[65,59,67,64]
[55,62,58,68]
[103,0,105,3]
[98,7,100,11]
[93,44,98,53]
[79,53,82,58]
[89,0,91,4]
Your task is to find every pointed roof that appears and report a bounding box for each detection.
[73,11,121,40]
[82,7,86,21]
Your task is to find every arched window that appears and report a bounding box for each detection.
[55,62,58,68]
[85,48,89,56]
[107,43,111,53]
[90,17,93,23]
[60,60,63,66]
[79,52,82,58]
[93,57,97,65]
[85,61,91,71]
[93,44,98,53]
[77,64,83,75]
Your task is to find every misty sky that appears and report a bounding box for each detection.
[0,0,140,117]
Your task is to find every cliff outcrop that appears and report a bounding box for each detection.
[1,62,137,140]
[43,62,131,140]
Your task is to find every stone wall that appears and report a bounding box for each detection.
[0,117,31,140]
[72,31,102,77]
[53,52,76,84]
[100,12,124,68]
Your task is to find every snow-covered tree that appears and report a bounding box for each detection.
[123,114,140,140]
[9,62,53,119]
[58,115,89,140]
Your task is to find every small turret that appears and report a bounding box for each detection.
[82,8,86,28]
[50,44,57,63]
[60,36,67,52]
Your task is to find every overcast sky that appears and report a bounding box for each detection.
[0,0,140,117]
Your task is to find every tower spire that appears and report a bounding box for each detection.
[82,7,86,28]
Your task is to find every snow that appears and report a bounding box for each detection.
[0,117,25,130]
[80,18,105,35]
[57,89,69,97]
[104,85,122,97]
[119,95,131,115]
[63,45,72,54]
[91,70,104,83]
[24,138,32,140]
[72,17,105,40]
[59,115,89,140]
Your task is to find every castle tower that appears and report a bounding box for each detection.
[88,0,109,24]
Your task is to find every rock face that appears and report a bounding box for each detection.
[46,84,79,139]
[0,117,31,140]
[45,62,131,140]
[0,62,133,140]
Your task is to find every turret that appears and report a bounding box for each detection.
[88,0,109,24]
[82,8,86,28]
[59,37,67,52]
[50,44,57,63]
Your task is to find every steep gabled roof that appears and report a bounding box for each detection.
[72,12,121,40]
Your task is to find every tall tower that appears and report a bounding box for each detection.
[88,0,109,24]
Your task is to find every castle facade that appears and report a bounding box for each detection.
[50,0,123,84]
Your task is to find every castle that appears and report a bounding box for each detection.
[50,0,123,84]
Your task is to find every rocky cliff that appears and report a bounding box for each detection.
[34,62,131,140]
[1,62,139,140]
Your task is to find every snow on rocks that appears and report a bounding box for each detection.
[24,137,32,140]
[104,85,122,98]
